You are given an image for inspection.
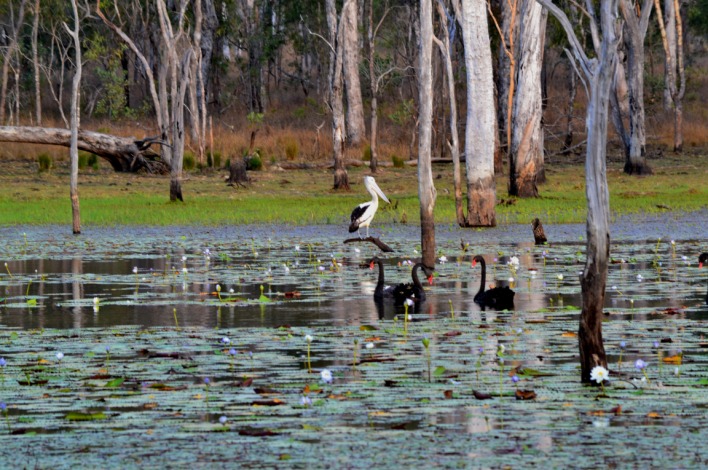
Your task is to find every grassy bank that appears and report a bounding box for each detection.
[0,150,705,226]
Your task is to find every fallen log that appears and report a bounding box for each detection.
[0,126,169,174]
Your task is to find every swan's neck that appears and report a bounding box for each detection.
[476,258,487,296]
[375,259,385,295]
[412,263,424,292]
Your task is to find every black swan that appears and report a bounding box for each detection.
[472,255,515,310]
[368,257,433,305]
[700,253,707,303]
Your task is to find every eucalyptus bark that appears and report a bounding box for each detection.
[67,0,82,234]
[460,0,497,227]
[509,0,547,197]
[418,0,437,268]
[326,0,350,190]
[342,0,365,145]
[619,0,653,175]
[537,0,619,383]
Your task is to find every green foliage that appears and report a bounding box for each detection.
[246,154,263,171]
[210,151,222,168]
[84,34,134,120]
[183,152,196,171]
[78,152,89,170]
[206,152,213,168]
[292,107,306,119]
[247,112,265,125]
[391,155,404,168]
[688,0,708,36]
[285,140,299,160]
[388,99,415,125]
[88,154,99,170]
[362,146,372,162]
[37,153,53,172]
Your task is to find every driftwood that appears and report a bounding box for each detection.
[344,236,394,252]
[0,126,168,173]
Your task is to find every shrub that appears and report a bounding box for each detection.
[37,153,53,172]
[183,152,196,171]
[285,140,299,160]
[363,146,372,162]
[88,154,99,170]
[206,151,213,168]
[210,151,222,169]
[246,154,262,171]
[78,152,89,169]
[391,154,405,168]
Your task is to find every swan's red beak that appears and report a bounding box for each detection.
[472,259,477,267]
[427,275,434,286]
[369,261,375,270]
[700,262,704,268]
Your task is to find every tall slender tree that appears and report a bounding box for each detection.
[536,0,620,382]
[66,0,81,234]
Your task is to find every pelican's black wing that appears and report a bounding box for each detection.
[349,203,370,232]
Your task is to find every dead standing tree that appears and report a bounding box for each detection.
[97,0,193,202]
[418,0,437,269]
[66,0,82,234]
[536,0,620,383]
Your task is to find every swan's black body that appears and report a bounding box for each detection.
[368,257,433,305]
[472,255,515,310]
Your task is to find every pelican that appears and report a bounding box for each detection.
[349,176,390,238]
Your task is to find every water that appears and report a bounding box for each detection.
[1,215,706,330]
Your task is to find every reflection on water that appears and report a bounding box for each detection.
[1,224,706,330]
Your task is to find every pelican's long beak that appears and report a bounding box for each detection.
[372,180,390,204]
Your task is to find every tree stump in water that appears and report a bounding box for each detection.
[226,158,249,187]
[532,218,548,245]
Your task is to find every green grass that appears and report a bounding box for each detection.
[0,152,705,226]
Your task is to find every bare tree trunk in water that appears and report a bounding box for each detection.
[67,0,82,234]
[460,0,497,227]
[538,0,619,383]
[418,0,436,268]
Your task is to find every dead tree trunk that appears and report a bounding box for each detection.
[0,126,168,173]
[619,0,653,175]
[0,0,27,124]
[326,0,350,190]
[67,0,82,234]
[537,0,619,383]
[418,0,437,269]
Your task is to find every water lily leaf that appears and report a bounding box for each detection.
[360,325,378,331]
[65,411,108,421]
[283,291,300,298]
[473,390,493,400]
[433,366,446,377]
[515,367,553,378]
[696,378,708,386]
[238,428,280,437]
[561,332,577,338]
[646,411,662,419]
[443,331,462,337]
[443,390,454,399]
[515,389,537,400]
[105,377,125,388]
[26,299,37,306]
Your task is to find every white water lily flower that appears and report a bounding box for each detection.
[56,352,64,361]
[590,365,609,384]
[405,298,415,308]
[365,342,374,350]
[439,255,447,264]
[305,334,313,343]
[93,297,100,305]
[557,274,564,281]
[507,256,520,267]
[132,266,138,274]
[320,369,333,384]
